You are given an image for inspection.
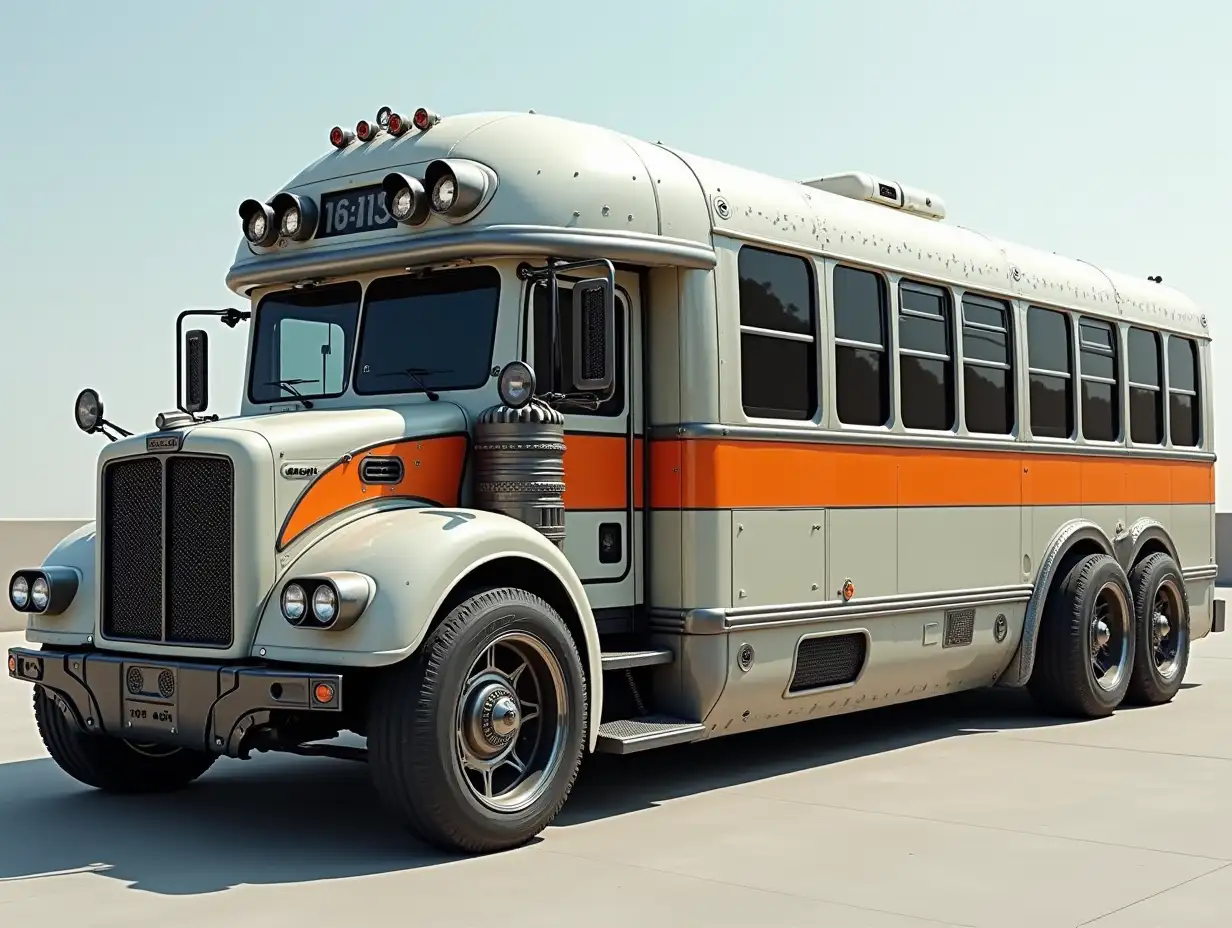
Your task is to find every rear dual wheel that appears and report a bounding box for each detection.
[368,586,587,854]
[1124,552,1190,706]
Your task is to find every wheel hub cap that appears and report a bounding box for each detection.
[463,682,521,758]
[1092,618,1111,649]
[1152,611,1171,640]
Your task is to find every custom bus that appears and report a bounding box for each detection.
[8,105,1223,855]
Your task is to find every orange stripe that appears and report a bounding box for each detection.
[561,434,644,510]
[279,435,468,548]
[648,439,1214,510]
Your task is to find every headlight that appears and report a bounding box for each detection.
[271,192,319,242]
[497,361,536,409]
[30,577,49,612]
[312,584,339,624]
[381,172,429,225]
[431,175,457,213]
[423,159,492,220]
[9,575,28,610]
[74,388,103,433]
[281,583,307,624]
[238,198,278,247]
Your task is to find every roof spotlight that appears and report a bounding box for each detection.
[376,106,393,129]
[387,112,409,137]
[239,198,279,247]
[271,192,319,242]
[329,125,354,148]
[356,119,377,142]
[381,172,430,225]
[424,159,490,218]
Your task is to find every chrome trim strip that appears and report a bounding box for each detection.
[648,421,1216,463]
[648,584,1034,635]
[1182,565,1219,582]
[226,225,717,293]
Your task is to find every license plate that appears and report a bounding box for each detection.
[122,664,178,737]
[315,184,396,239]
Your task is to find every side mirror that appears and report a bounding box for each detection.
[184,329,209,414]
[570,277,616,393]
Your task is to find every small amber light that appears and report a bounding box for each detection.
[7,655,15,675]
[314,682,335,704]
[842,580,855,601]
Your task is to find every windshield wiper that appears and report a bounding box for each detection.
[265,378,317,409]
[377,367,450,401]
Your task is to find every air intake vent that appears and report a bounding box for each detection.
[359,456,404,485]
[788,632,867,693]
[944,607,975,648]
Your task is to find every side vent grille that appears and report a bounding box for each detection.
[359,456,404,485]
[788,632,867,693]
[944,607,976,648]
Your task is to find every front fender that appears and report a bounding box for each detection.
[25,521,97,646]
[250,506,604,745]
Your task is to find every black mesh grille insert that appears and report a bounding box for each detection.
[165,456,234,646]
[943,607,976,648]
[789,633,867,693]
[579,285,607,382]
[102,457,164,641]
[101,454,234,648]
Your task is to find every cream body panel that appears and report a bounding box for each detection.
[250,505,605,749]
[898,506,1022,594]
[730,509,826,608]
[827,508,898,599]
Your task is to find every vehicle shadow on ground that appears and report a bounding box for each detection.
[0,686,1103,895]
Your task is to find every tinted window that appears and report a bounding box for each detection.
[898,280,954,430]
[1168,335,1200,447]
[1078,318,1119,442]
[248,283,361,404]
[1026,306,1073,438]
[738,246,817,420]
[833,265,889,426]
[1127,326,1162,445]
[533,284,625,417]
[961,294,1013,435]
[355,266,500,395]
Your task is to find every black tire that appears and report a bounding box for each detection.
[33,686,216,792]
[368,586,588,854]
[1124,552,1191,706]
[1028,552,1136,718]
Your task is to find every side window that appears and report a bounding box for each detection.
[833,265,890,426]
[532,284,625,417]
[1167,335,1201,447]
[1078,317,1119,442]
[1127,326,1163,444]
[737,246,818,420]
[898,280,954,431]
[277,318,348,396]
[961,294,1014,435]
[1026,306,1074,439]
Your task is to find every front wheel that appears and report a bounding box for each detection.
[33,687,216,792]
[368,586,588,854]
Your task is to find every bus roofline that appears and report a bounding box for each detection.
[225,224,717,295]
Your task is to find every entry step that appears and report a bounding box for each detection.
[600,648,674,671]
[595,715,706,754]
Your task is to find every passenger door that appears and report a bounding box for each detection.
[525,272,642,613]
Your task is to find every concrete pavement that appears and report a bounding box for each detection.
[2,611,1230,927]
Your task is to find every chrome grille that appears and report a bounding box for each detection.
[101,454,234,647]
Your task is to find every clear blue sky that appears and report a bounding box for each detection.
[1,0,1228,517]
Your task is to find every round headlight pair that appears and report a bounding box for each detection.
[281,581,338,627]
[239,194,317,246]
[9,574,49,612]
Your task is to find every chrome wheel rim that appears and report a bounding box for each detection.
[1150,578,1186,682]
[453,629,568,814]
[1090,581,1132,693]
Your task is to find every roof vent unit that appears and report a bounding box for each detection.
[802,172,946,222]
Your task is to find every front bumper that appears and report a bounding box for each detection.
[7,647,342,757]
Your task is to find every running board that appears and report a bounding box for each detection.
[600,648,674,671]
[595,715,706,754]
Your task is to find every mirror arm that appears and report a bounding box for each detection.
[174,307,249,419]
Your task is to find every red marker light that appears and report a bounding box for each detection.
[329,126,353,148]
[356,119,374,141]
[388,112,406,136]
[413,108,439,131]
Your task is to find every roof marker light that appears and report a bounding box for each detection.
[356,119,376,142]
[388,112,408,137]
[413,107,440,131]
[330,125,354,148]
[376,106,393,130]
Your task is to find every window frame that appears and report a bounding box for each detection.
[1166,333,1202,448]
[735,244,820,422]
[959,291,1016,436]
[1076,315,1121,443]
[1126,324,1164,446]
[896,277,956,433]
[1025,304,1076,441]
[832,262,892,429]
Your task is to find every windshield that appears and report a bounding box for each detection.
[248,282,361,404]
[354,266,501,395]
